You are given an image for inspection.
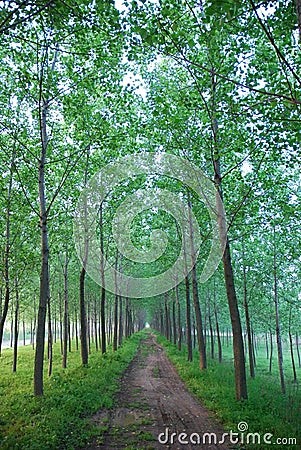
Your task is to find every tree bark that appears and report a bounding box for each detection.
[113,254,119,351]
[0,152,15,356]
[273,229,285,393]
[80,266,88,365]
[288,307,297,382]
[242,251,255,378]
[79,147,90,365]
[87,300,91,353]
[208,299,214,359]
[269,329,273,373]
[47,294,53,377]
[113,294,118,351]
[59,291,63,355]
[191,263,206,368]
[265,333,269,359]
[214,304,222,363]
[164,294,170,340]
[75,310,79,351]
[12,278,19,372]
[221,241,248,400]
[185,276,193,362]
[99,205,106,353]
[22,318,26,346]
[34,96,50,396]
[211,70,247,400]
[296,333,301,368]
[118,296,123,346]
[289,328,297,382]
[175,284,182,351]
[188,194,206,369]
[94,297,99,352]
[172,296,177,345]
[100,287,106,353]
[62,250,69,368]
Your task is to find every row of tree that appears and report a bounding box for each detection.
[0,0,300,401]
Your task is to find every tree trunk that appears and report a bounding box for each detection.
[269,329,273,373]
[113,254,119,351]
[94,297,99,352]
[265,333,269,359]
[113,295,118,351]
[191,264,206,368]
[80,266,88,365]
[221,241,248,400]
[188,195,206,369]
[289,329,297,382]
[10,309,13,348]
[99,205,106,353]
[34,96,50,396]
[175,284,182,351]
[172,296,177,345]
[208,300,214,359]
[185,276,193,362]
[107,305,112,345]
[22,318,26,346]
[59,291,63,355]
[0,153,14,356]
[68,319,71,353]
[62,250,69,369]
[100,287,106,353]
[79,147,90,365]
[75,310,79,351]
[288,307,297,382]
[214,304,222,363]
[118,296,123,346]
[87,300,91,354]
[164,294,170,340]
[54,309,57,343]
[30,319,34,349]
[243,257,255,378]
[12,278,19,372]
[212,67,247,400]
[213,138,247,399]
[273,229,285,393]
[47,294,53,377]
[251,328,257,368]
[296,333,301,368]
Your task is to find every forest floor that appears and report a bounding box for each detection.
[81,333,230,449]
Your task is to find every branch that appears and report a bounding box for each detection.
[46,144,89,215]
[0,1,54,34]
[249,0,301,86]
[169,52,301,105]
[227,152,266,229]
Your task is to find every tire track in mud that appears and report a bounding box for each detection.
[83,334,230,449]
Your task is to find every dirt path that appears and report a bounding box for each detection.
[83,334,230,449]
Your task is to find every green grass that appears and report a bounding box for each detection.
[0,331,147,450]
[156,333,301,450]
[2,330,300,449]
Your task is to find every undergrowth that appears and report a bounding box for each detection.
[0,330,146,450]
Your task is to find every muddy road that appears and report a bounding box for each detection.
[83,334,230,449]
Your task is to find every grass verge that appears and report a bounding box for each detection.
[156,333,300,450]
[0,330,146,450]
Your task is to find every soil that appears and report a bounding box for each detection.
[82,334,230,449]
